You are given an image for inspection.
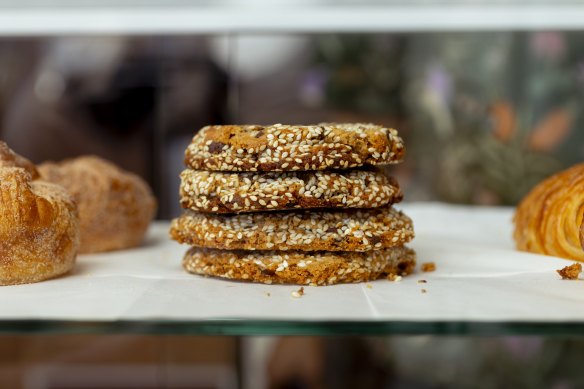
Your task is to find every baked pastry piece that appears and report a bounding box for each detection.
[180,168,403,213]
[557,263,582,280]
[0,167,79,285]
[170,206,414,252]
[0,141,39,179]
[38,156,157,253]
[185,123,405,172]
[183,246,416,285]
[514,163,584,261]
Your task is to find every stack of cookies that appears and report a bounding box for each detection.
[170,123,416,286]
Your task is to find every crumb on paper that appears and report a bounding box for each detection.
[417,279,427,284]
[557,263,582,280]
[291,287,305,298]
[421,262,436,272]
[421,289,427,294]
[387,274,402,282]
[366,284,372,289]
[266,292,271,297]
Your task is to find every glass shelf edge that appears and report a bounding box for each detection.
[1,320,584,336]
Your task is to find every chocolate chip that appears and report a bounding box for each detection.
[208,141,226,154]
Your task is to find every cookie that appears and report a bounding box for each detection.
[170,206,414,252]
[183,246,416,286]
[184,123,405,172]
[180,168,402,213]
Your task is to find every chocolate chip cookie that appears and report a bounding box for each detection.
[180,168,402,213]
[185,123,405,172]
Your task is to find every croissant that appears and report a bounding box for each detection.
[514,163,584,261]
[39,156,157,253]
[0,167,79,285]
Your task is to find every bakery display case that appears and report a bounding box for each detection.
[1,1,584,388]
[1,204,584,336]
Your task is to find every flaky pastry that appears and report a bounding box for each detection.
[514,163,584,261]
[39,156,156,253]
[0,141,39,179]
[0,167,79,285]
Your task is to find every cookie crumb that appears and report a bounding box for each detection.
[387,274,402,282]
[266,292,271,297]
[421,289,427,293]
[291,287,305,298]
[557,263,582,280]
[366,284,373,289]
[421,262,436,272]
[417,279,427,283]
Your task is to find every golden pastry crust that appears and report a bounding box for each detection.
[0,141,39,179]
[39,156,157,253]
[170,206,414,252]
[557,263,582,280]
[183,246,416,286]
[185,123,405,172]
[514,163,584,261]
[180,168,403,213]
[0,167,79,285]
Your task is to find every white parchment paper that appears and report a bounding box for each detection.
[1,203,581,323]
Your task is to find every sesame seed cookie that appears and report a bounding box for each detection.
[183,246,416,286]
[184,123,405,172]
[170,206,414,252]
[180,168,403,213]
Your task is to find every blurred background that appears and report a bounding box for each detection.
[1,0,584,388]
[2,31,583,217]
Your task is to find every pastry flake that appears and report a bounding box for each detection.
[557,263,582,280]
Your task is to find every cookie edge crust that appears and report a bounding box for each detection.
[169,207,415,252]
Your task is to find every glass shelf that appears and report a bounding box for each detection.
[0,1,584,35]
[2,320,584,336]
[1,204,583,336]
